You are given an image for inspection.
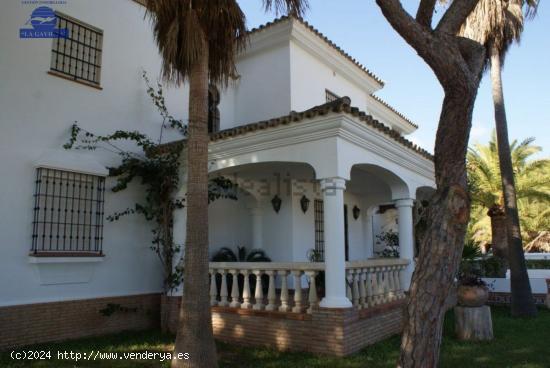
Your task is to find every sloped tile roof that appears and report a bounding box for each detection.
[153,98,432,161]
[369,94,418,129]
[250,16,384,87]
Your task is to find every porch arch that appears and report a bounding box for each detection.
[349,163,412,200]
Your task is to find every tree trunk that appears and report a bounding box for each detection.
[488,205,509,276]
[399,90,476,367]
[489,45,537,318]
[488,205,507,258]
[172,40,218,367]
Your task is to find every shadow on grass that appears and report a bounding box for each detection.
[1,307,548,368]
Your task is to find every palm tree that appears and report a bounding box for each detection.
[144,1,307,367]
[460,0,539,317]
[468,133,550,258]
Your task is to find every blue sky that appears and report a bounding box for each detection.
[238,1,549,156]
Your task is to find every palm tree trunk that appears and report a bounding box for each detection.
[172,40,218,367]
[489,44,537,317]
[399,90,476,367]
[488,205,509,276]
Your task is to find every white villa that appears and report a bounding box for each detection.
[0,0,435,355]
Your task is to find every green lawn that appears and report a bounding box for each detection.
[2,307,549,368]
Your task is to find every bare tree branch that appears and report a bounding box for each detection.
[416,0,437,28]
[436,0,480,35]
[375,0,430,52]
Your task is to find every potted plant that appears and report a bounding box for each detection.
[306,249,325,298]
[457,273,489,307]
[375,230,400,258]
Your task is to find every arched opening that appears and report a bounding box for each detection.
[347,164,411,260]
[208,161,317,263]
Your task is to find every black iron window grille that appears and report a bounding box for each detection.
[325,89,340,103]
[50,12,103,86]
[31,167,105,255]
[314,199,325,261]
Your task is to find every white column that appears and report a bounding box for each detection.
[250,206,263,249]
[395,198,415,291]
[319,177,352,308]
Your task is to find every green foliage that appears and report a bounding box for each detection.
[375,230,400,258]
[467,131,550,245]
[525,259,550,270]
[462,239,483,260]
[64,71,237,293]
[211,246,271,262]
[306,248,324,262]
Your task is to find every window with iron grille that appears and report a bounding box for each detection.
[31,167,106,255]
[314,199,325,261]
[50,12,103,86]
[325,89,340,103]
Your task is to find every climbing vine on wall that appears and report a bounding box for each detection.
[64,71,237,293]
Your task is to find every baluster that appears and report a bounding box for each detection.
[387,266,396,301]
[396,265,405,299]
[346,269,352,301]
[352,269,360,308]
[278,270,290,312]
[381,266,389,303]
[253,270,264,310]
[265,271,277,311]
[306,270,318,314]
[366,268,374,307]
[219,269,229,307]
[359,268,367,308]
[209,269,218,306]
[375,267,383,305]
[241,269,252,309]
[292,270,303,313]
[229,269,241,308]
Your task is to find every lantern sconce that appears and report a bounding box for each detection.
[352,205,361,220]
[271,195,282,213]
[300,195,310,214]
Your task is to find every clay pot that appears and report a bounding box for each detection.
[457,285,489,307]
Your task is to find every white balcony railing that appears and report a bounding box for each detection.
[209,259,409,313]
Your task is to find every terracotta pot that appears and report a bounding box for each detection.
[457,285,488,307]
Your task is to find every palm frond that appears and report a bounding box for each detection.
[146,0,247,86]
[262,0,309,17]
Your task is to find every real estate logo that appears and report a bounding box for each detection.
[19,6,69,39]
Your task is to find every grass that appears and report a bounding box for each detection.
[1,307,549,367]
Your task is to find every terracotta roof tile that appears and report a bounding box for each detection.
[209,97,432,160]
[370,94,418,129]
[249,16,384,87]
[153,98,433,161]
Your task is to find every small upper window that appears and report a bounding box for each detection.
[208,84,220,133]
[31,167,106,256]
[50,12,103,87]
[325,89,340,103]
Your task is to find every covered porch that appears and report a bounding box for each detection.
[169,98,436,355]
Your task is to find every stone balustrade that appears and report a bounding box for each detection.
[345,259,409,309]
[209,258,409,314]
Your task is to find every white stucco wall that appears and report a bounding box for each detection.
[208,198,252,254]
[231,43,291,127]
[0,0,191,306]
[289,40,369,111]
